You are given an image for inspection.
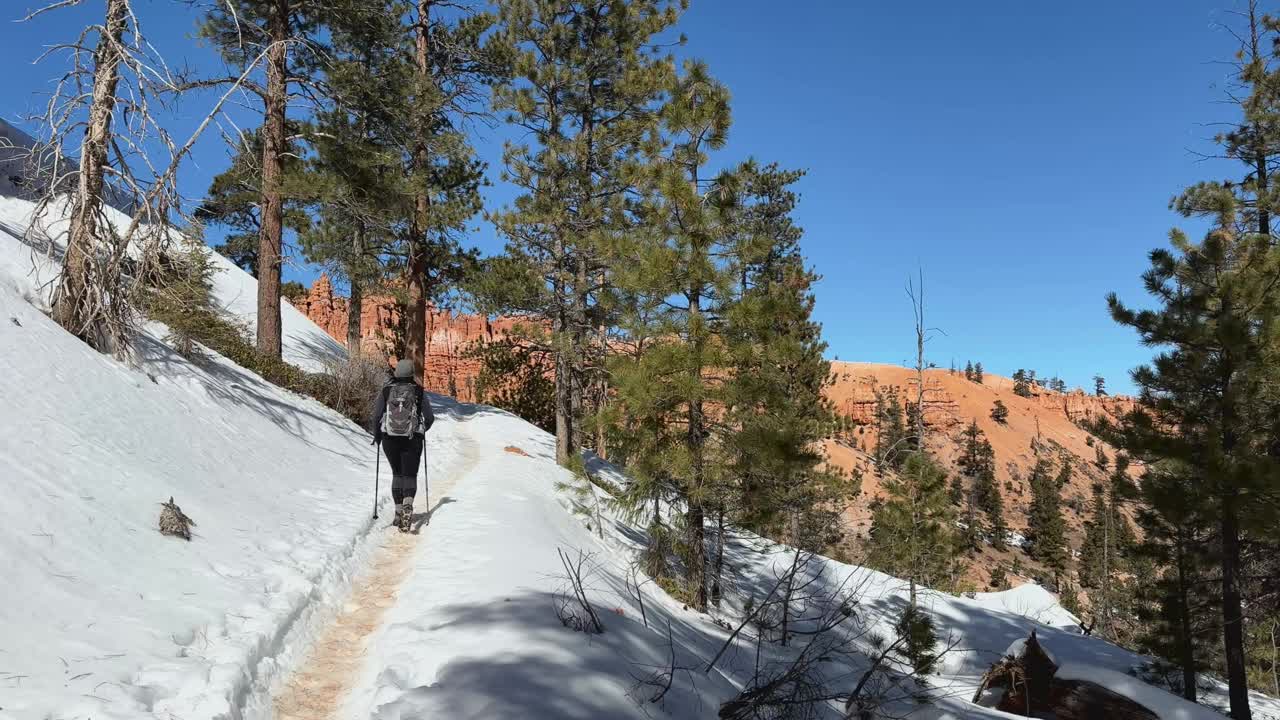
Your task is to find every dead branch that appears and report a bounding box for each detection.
[555,547,604,634]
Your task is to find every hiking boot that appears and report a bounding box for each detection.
[399,498,414,532]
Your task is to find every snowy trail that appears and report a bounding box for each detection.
[272,424,482,720]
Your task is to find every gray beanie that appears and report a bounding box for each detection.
[394,358,415,379]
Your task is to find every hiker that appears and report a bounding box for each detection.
[371,359,435,532]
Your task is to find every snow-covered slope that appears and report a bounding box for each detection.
[0,197,367,718]
[0,195,345,373]
[2,194,1279,720]
[330,403,1279,720]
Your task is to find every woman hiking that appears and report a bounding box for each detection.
[371,359,436,531]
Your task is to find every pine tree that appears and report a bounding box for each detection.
[989,564,1008,591]
[402,0,490,385]
[1094,375,1107,397]
[1026,456,1068,584]
[1012,369,1032,397]
[720,161,856,558]
[487,0,677,466]
[197,129,312,277]
[874,386,908,472]
[973,362,984,384]
[1079,484,1111,589]
[866,452,957,605]
[1094,444,1109,472]
[1106,8,1280,711]
[1078,458,1138,645]
[964,360,974,381]
[470,336,555,432]
[960,481,984,553]
[199,0,334,357]
[990,399,1009,424]
[1132,462,1217,702]
[299,0,411,355]
[974,463,1006,549]
[895,605,940,676]
[1060,580,1083,617]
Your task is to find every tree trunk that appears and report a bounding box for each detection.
[1175,530,1197,702]
[346,279,363,360]
[1249,0,1271,242]
[712,506,725,607]
[554,307,574,466]
[55,0,127,344]
[406,239,428,383]
[1103,491,1113,640]
[686,500,706,611]
[406,0,434,385]
[570,253,588,456]
[1221,490,1252,719]
[1271,619,1278,697]
[256,0,288,359]
[686,292,708,611]
[912,270,925,452]
[594,300,608,459]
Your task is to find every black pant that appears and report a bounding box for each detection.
[382,435,423,504]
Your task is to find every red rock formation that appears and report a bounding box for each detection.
[293,274,536,400]
[826,361,1140,545]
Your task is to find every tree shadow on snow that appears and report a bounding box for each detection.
[133,334,369,466]
[376,588,737,720]
[285,330,346,369]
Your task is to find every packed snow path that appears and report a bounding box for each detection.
[273,425,482,720]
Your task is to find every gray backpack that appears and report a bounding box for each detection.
[381,383,422,437]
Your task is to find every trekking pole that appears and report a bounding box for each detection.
[373,442,381,520]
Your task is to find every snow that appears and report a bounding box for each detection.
[973,583,1080,631]
[0,197,371,718]
[1056,663,1226,720]
[2,192,1280,720]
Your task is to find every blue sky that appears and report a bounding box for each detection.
[0,1,1247,393]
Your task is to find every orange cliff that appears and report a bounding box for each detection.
[824,362,1139,543]
[292,274,533,400]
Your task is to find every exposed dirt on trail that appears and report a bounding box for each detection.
[272,428,480,720]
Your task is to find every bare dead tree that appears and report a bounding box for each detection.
[904,268,946,455]
[628,619,703,717]
[19,0,264,357]
[625,562,652,629]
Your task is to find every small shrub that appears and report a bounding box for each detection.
[989,564,1008,590]
[142,250,387,428]
[655,575,698,607]
[895,605,939,677]
[313,355,388,426]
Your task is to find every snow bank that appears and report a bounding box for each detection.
[1056,663,1226,720]
[0,198,374,719]
[971,583,1080,630]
